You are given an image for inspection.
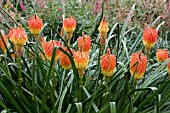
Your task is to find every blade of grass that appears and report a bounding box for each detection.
[0,82,24,113]
[135,59,169,102]
[75,102,82,113]
[65,104,72,113]
[119,4,135,48]
[0,6,18,26]
[22,87,51,112]
[58,74,74,113]
[32,23,48,104]
[0,100,12,113]
[134,80,170,113]
[110,102,116,113]
[40,47,57,113]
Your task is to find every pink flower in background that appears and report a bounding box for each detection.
[19,0,26,11]
[35,0,45,8]
[59,8,63,13]
[40,2,44,8]
[94,2,102,15]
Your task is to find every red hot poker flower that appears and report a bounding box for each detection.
[60,47,74,70]
[28,14,43,40]
[98,16,109,46]
[63,15,76,42]
[130,51,147,80]
[0,34,8,53]
[8,27,28,57]
[43,40,62,62]
[156,49,169,62]
[100,48,116,79]
[78,32,91,53]
[143,27,158,54]
[73,48,89,77]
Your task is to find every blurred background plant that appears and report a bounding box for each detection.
[0,0,170,113]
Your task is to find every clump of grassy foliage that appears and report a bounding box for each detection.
[0,0,170,113]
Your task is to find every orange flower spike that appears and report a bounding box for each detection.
[60,27,64,37]
[98,16,109,46]
[8,27,27,46]
[8,27,28,57]
[168,59,170,76]
[40,37,45,44]
[0,34,8,53]
[63,15,76,41]
[73,48,89,77]
[143,27,158,54]
[130,51,147,80]
[43,40,62,62]
[156,49,169,62]
[100,48,116,79]
[60,47,74,70]
[78,32,91,53]
[28,14,43,40]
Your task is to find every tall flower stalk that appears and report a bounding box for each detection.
[73,46,89,101]
[8,26,28,88]
[43,40,62,111]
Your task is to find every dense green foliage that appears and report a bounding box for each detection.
[0,0,170,113]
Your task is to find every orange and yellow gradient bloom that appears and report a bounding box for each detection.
[73,49,89,77]
[28,14,43,40]
[143,27,158,54]
[130,51,147,80]
[78,32,91,53]
[8,27,28,57]
[0,34,8,53]
[100,48,116,79]
[43,40,62,62]
[63,15,76,42]
[98,16,109,46]
[156,49,169,62]
[60,47,74,70]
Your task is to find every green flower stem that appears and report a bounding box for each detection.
[132,80,138,102]
[78,76,83,102]
[65,69,69,76]
[52,63,56,112]
[101,45,104,55]
[17,57,23,89]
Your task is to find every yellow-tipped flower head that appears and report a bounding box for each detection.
[60,47,74,70]
[73,48,89,77]
[28,14,43,40]
[78,32,91,53]
[156,49,169,62]
[63,15,76,41]
[98,16,109,46]
[143,27,158,54]
[100,48,116,79]
[8,26,28,57]
[43,40,62,62]
[130,51,147,80]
